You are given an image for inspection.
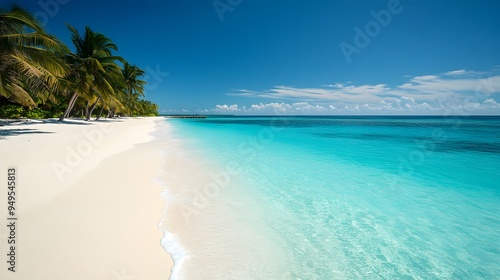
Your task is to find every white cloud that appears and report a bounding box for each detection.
[227,84,390,104]
[211,102,333,114]
[217,68,500,114]
[161,108,189,114]
[445,70,467,75]
[399,75,500,95]
[214,104,241,112]
[210,99,446,115]
[323,83,347,89]
[412,75,439,81]
[209,97,500,115]
[484,98,500,108]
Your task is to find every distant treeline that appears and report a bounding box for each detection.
[0,6,159,120]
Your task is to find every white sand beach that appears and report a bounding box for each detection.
[0,117,172,280]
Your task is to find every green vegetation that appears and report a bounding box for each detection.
[0,6,159,120]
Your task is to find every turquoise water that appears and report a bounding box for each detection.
[164,116,500,279]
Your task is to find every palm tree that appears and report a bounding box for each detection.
[122,62,146,97]
[0,6,68,108]
[84,58,127,121]
[59,25,123,121]
[120,62,147,116]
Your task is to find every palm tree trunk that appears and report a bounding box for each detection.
[106,108,116,118]
[59,92,79,122]
[85,97,100,121]
[96,106,105,121]
[84,102,90,120]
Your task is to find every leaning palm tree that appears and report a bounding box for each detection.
[59,25,123,121]
[122,62,146,97]
[82,58,129,120]
[84,70,125,121]
[120,62,147,116]
[0,6,68,108]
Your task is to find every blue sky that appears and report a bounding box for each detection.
[7,0,500,115]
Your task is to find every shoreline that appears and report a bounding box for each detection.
[157,119,291,279]
[0,117,173,279]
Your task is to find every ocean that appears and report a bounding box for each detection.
[158,116,500,279]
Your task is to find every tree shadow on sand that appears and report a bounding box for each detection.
[0,117,124,139]
[0,129,53,139]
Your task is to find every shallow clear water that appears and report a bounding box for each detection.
[162,116,500,279]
